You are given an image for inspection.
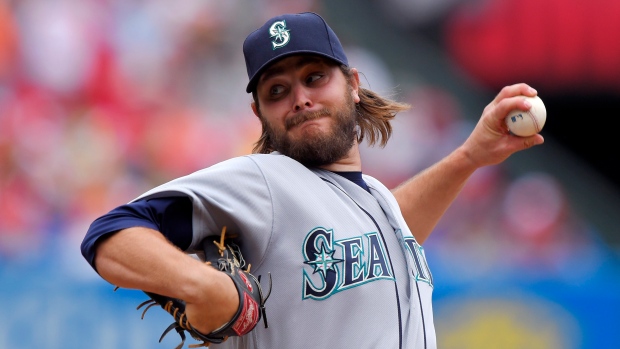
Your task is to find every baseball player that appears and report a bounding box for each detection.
[81,12,543,349]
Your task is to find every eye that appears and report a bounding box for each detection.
[306,73,323,84]
[269,85,286,96]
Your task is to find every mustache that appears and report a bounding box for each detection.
[285,108,330,130]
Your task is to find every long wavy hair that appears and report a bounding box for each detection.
[251,65,411,154]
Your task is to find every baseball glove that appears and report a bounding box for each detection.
[132,226,272,349]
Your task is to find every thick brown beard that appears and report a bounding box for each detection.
[262,91,357,167]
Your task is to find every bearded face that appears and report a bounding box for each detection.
[259,87,357,167]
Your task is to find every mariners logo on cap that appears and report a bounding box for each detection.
[269,20,290,50]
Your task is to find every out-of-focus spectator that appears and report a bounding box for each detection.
[499,172,605,280]
[15,0,103,98]
[255,0,323,23]
[444,0,620,93]
[0,87,66,261]
[0,0,19,82]
[374,0,465,27]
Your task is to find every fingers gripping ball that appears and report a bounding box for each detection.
[505,95,547,137]
[129,227,272,349]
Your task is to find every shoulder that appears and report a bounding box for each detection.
[132,153,306,201]
[208,153,300,171]
[196,153,309,183]
[182,153,291,177]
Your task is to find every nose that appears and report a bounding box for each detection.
[292,85,313,112]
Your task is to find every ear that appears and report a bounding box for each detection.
[251,102,260,118]
[349,68,361,103]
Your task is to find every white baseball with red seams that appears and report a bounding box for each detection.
[505,95,547,137]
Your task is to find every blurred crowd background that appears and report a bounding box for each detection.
[1,0,619,348]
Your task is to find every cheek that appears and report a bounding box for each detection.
[258,103,287,125]
[259,110,287,134]
[321,85,350,107]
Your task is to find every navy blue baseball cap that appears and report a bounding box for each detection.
[243,12,349,93]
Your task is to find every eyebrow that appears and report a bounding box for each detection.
[259,56,326,84]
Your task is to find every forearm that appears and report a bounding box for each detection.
[95,226,215,302]
[95,226,239,333]
[392,146,477,244]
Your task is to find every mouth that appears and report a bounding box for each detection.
[286,109,330,130]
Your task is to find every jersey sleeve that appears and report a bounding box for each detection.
[80,196,193,273]
[81,155,274,273]
[123,156,274,255]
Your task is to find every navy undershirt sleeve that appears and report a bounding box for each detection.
[80,196,193,272]
[333,171,370,192]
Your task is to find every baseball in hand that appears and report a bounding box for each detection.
[505,95,547,137]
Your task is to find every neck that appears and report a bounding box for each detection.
[319,143,362,172]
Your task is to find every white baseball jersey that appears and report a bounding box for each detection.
[133,152,436,349]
